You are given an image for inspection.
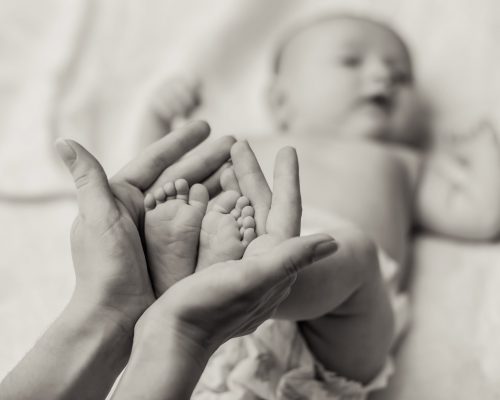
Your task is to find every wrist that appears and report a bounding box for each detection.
[69,287,150,340]
[134,310,213,366]
[60,296,134,360]
[112,313,213,400]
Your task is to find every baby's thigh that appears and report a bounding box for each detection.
[299,223,393,384]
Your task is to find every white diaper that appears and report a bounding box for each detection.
[193,319,394,400]
[377,247,411,343]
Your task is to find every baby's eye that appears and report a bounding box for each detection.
[392,70,412,85]
[339,55,361,68]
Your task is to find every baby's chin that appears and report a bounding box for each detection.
[335,115,394,142]
[289,115,400,142]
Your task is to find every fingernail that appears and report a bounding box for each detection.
[312,238,338,262]
[55,139,76,165]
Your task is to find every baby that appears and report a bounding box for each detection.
[141,13,500,399]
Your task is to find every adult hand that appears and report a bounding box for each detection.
[57,121,234,332]
[222,141,303,256]
[139,234,337,348]
[111,141,337,400]
[114,234,336,400]
[1,121,234,400]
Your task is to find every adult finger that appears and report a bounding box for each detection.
[148,135,235,194]
[55,139,117,222]
[219,166,241,193]
[201,161,233,198]
[231,141,271,235]
[248,233,338,287]
[114,120,210,190]
[267,146,302,239]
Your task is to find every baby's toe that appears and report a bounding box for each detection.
[230,209,241,219]
[211,190,240,213]
[144,193,156,211]
[232,197,250,220]
[242,228,257,246]
[239,215,255,235]
[164,182,177,200]
[241,205,254,218]
[189,184,209,213]
[242,215,256,229]
[175,179,189,202]
[236,196,250,211]
[153,187,167,205]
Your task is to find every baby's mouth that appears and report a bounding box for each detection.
[364,94,393,113]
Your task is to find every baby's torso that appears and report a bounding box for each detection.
[249,135,422,265]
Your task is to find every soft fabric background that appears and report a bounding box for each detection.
[1,0,500,398]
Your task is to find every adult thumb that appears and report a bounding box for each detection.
[254,233,338,284]
[55,139,116,221]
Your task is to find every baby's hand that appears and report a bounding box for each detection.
[418,120,500,239]
[151,75,201,126]
[139,75,201,147]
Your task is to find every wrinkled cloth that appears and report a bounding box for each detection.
[193,319,394,400]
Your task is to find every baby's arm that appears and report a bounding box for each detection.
[416,123,500,240]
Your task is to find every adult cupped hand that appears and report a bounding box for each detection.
[56,121,235,332]
[137,142,338,353]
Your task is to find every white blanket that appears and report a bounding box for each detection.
[2,0,500,397]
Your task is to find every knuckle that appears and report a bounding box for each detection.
[282,256,301,277]
[73,172,90,189]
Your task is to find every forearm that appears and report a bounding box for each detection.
[112,319,211,400]
[0,297,132,400]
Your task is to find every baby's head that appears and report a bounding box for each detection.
[268,14,424,145]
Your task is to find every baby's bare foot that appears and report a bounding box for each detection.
[145,179,208,296]
[197,191,257,270]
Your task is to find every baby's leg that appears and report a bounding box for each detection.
[274,220,394,385]
[196,191,257,270]
[228,140,395,384]
[144,179,208,296]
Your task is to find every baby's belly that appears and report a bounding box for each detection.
[250,136,413,265]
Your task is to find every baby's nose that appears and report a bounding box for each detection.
[363,58,393,89]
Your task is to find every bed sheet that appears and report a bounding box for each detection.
[2,0,500,397]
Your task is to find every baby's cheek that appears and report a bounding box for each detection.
[391,90,428,145]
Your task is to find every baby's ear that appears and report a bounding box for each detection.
[266,78,291,132]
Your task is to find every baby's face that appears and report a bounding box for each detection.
[272,17,419,142]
